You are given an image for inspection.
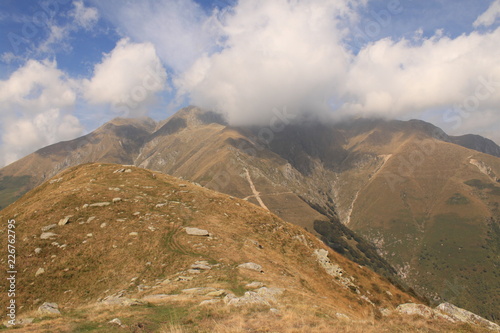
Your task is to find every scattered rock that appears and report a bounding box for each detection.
[100,296,144,306]
[124,169,132,173]
[40,232,57,240]
[191,261,212,271]
[179,184,187,187]
[112,197,122,203]
[336,313,350,320]
[270,308,280,314]
[41,224,57,232]
[237,262,263,273]
[206,290,226,297]
[58,215,73,226]
[38,302,61,315]
[245,282,265,289]
[224,287,284,307]
[397,303,435,319]
[129,232,139,236]
[35,268,45,276]
[175,276,193,282]
[87,216,96,223]
[133,212,141,216]
[185,227,210,236]
[34,248,42,254]
[436,302,500,331]
[89,202,111,207]
[86,233,93,238]
[82,204,89,209]
[100,223,107,228]
[108,318,123,327]
[200,299,220,306]
[182,287,217,295]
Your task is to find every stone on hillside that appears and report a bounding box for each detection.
[175,276,193,282]
[35,268,45,276]
[40,232,57,240]
[34,248,42,254]
[237,262,263,272]
[129,232,138,236]
[200,299,220,306]
[108,318,123,326]
[191,261,212,270]
[436,302,500,330]
[112,197,122,203]
[89,202,111,207]
[100,223,107,228]
[223,287,283,307]
[124,169,132,173]
[87,216,96,223]
[396,303,435,319]
[58,215,73,226]
[181,287,217,295]
[41,224,57,232]
[245,281,264,289]
[38,302,60,315]
[82,204,89,209]
[185,227,210,236]
[206,290,226,297]
[100,296,144,306]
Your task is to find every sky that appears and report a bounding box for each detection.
[0,0,500,167]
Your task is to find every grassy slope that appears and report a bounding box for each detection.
[0,163,482,332]
[349,137,500,321]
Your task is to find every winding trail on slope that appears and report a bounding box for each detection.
[244,168,269,211]
[346,154,392,225]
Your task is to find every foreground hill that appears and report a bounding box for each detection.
[0,106,499,321]
[1,163,497,332]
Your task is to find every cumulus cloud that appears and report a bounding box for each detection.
[83,38,168,116]
[171,0,500,141]
[93,0,220,73]
[341,29,500,118]
[474,0,500,27]
[0,60,83,167]
[176,0,360,125]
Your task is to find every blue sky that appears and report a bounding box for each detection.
[0,0,500,166]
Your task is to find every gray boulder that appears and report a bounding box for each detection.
[38,302,61,315]
[237,262,263,272]
[185,227,210,236]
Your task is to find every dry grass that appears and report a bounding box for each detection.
[0,163,494,332]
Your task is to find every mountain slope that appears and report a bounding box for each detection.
[2,163,498,332]
[0,106,499,322]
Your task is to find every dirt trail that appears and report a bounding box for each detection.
[244,168,269,210]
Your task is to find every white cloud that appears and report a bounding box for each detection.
[474,0,500,27]
[0,60,83,167]
[92,0,221,73]
[1,110,83,166]
[176,0,360,125]
[341,30,500,115]
[70,0,99,30]
[83,38,168,117]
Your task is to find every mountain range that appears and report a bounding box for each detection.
[1,106,499,324]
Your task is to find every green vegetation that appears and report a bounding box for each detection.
[0,175,31,210]
[446,193,469,205]
[465,179,500,196]
[313,219,398,280]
